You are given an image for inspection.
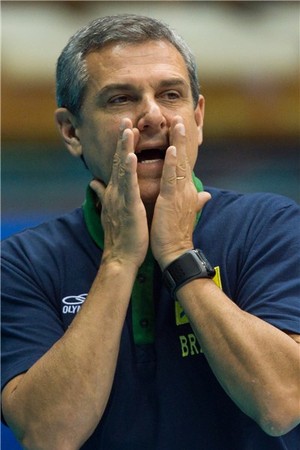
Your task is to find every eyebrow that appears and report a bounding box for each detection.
[97,83,136,97]
[157,78,189,89]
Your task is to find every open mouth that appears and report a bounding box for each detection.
[136,148,166,163]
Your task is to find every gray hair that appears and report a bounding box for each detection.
[56,14,200,119]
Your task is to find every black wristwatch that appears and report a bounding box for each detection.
[163,249,215,299]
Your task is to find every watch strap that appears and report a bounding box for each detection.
[163,249,215,299]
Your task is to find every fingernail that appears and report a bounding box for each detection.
[122,128,129,142]
[89,180,97,192]
[178,123,185,136]
[169,145,177,156]
[120,119,127,132]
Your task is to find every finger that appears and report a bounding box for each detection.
[123,152,141,205]
[196,191,212,213]
[111,119,135,184]
[170,116,192,182]
[119,127,135,179]
[169,115,183,141]
[132,127,140,149]
[159,146,177,197]
[89,179,106,204]
[115,129,141,205]
[173,123,190,181]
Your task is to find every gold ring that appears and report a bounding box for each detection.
[176,176,185,180]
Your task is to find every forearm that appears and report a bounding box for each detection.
[3,260,138,450]
[177,279,300,436]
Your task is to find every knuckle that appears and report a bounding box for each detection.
[113,153,121,166]
[118,165,126,177]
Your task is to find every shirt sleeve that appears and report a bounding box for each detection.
[234,195,300,333]
[1,230,65,391]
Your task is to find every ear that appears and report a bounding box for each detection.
[55,108,82,158]
[194,95,205,146]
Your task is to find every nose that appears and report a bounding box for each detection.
[136,97,167,132]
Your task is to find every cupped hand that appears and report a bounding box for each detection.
[150,116,211,270]
[90,119,149,269]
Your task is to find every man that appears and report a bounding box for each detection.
[1,14,299,450]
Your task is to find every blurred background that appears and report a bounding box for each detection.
[1,1,299,446]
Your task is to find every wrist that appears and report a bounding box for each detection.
[100,253,140,276]
[157,248,194,272]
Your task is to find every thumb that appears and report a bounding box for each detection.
[89,179,106,204]
[196,191,212,213]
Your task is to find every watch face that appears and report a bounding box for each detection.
[195,250,215,276]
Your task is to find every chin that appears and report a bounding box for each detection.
[139,180,161,205]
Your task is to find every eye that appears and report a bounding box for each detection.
[161,90,181,101]
[108,95,132,105]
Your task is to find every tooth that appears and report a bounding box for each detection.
[141,159,161,164]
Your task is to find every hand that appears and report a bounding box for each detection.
[150,116,211,270]
[90,119,148,269]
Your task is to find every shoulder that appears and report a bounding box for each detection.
[1,208,89,263]
[1,207,99,309]
[203,187,299,226]
[198,187,300,258]
[205,187,299,211]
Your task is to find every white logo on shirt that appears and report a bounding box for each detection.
[62,293,88,314]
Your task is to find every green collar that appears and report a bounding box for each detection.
[83,187,105,249]
[83,173,203,249]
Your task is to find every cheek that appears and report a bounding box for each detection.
[188,148,198,170]
[81,132,115,182]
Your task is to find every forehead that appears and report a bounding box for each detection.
[84,40,190,86]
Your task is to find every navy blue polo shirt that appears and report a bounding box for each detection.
[2,181,300,449]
